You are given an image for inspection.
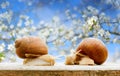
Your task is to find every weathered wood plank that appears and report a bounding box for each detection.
[0,70,120,76]
[0,63,119,76]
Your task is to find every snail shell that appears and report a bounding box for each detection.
[15,36,48,58]
[76,38,108,65]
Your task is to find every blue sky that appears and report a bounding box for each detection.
[1,0,120,62]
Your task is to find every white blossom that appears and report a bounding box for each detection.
[78,34,82,38]
[19,28,29,34]
[24,19,33,26]
[0,43,5,52]
[1,24,8,30]
[7,10,13,23]
[113,38,117,43]
[49,28,54,32]
[95,25,100,30]
[65,31,74,39]
[1,1,9,9]
[93,9,99,15]
[72,20,78,25]
[31,26,36,31]
[1,43,5,48]
[87,6,93,10]
[113,38,120,43]
[17,20,22,27]
[82,14,87,18]
[10,24,14,29]
[20,15,29,20]
[11,30,16,36]
[43,31,50,37]
[98,29,105,36]
[52,16,60,22]
[8,44,15,51]
[16,35,22,39]
[24,21,29,26]
[105,31,110,36]
[100,12,105,17]
[87,16,98,25]
[0,11,12,23]
[71,37,77,42]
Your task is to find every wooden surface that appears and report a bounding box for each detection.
[0,63,120,76]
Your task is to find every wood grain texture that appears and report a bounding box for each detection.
[0,70,120,76]
[0,63,120,76]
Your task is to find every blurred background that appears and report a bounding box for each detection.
[0,0,120,63]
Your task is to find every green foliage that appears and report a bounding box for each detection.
[93,20,97,25]
[0,53,5,62]
[89,26,94,31]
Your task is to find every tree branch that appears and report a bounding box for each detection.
[109,31,120,36]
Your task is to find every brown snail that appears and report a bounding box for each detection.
[65,38,108,65]
[15,36,55,66]
[15,36,48,58]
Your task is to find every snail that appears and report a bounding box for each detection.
[65,38,108,65]
[15,36,55,66]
